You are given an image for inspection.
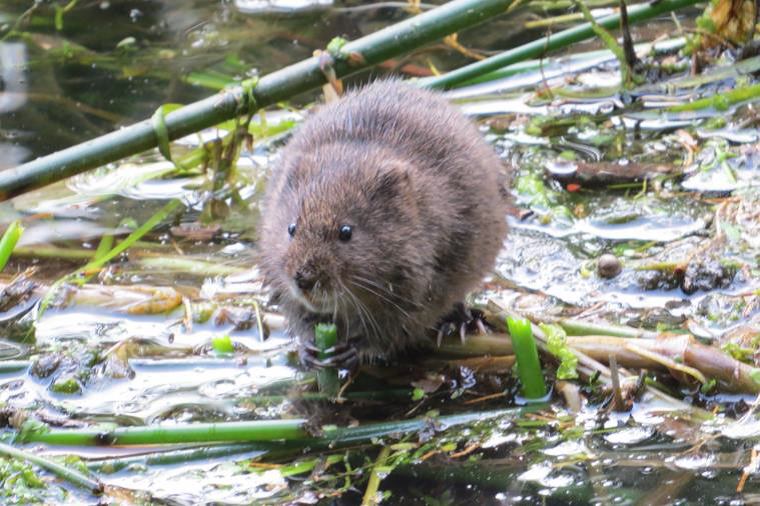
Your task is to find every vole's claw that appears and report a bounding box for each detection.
[436,302,488,345]
[475,316,487,335]
[302,341,321,354]
[327,344,360,371]
[299,338,360,371]
[298,343,321,369]
[436,326,445,347]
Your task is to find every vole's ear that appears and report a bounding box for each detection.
[370,162,412,204]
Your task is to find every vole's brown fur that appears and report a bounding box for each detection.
[259,81,508,362]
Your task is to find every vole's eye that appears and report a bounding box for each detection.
[338,225,353,242]
[288,223,297,237]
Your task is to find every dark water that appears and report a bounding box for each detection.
[1,0,540,168]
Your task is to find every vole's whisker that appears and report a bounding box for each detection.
[350,274,421,309]
[348,276,410,317]
[349,292,373,341]
[349,286,382,343]
[340,280,372,340]
[341,296,351,340]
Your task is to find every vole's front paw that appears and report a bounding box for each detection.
[435,302,488,346]
[299,339,360,371]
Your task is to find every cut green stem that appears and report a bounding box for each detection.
[507,316,547,399]
[314,323,341,398]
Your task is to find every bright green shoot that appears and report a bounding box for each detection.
[0,220,23,272]
[314,323,341,398]
[507,316,547,399]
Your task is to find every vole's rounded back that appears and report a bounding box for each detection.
[260,81,508,361]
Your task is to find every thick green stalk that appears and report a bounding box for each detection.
[0,0,513,202]
[20,419,308,446]
[421,0,702,90]
[19,409,523,446]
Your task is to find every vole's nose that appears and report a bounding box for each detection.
[294,270,316,291]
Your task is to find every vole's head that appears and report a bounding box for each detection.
[262,142,422,321]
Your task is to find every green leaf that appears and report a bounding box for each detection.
[150,104,184,164]
[212,335,235,354]
[541,323,579,380]
[16,419,50,445]
[0,220,23,272]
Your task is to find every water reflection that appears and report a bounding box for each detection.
[0,41,29,169]
[235,0,334,13]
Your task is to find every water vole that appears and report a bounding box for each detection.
[259,80,508,366]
